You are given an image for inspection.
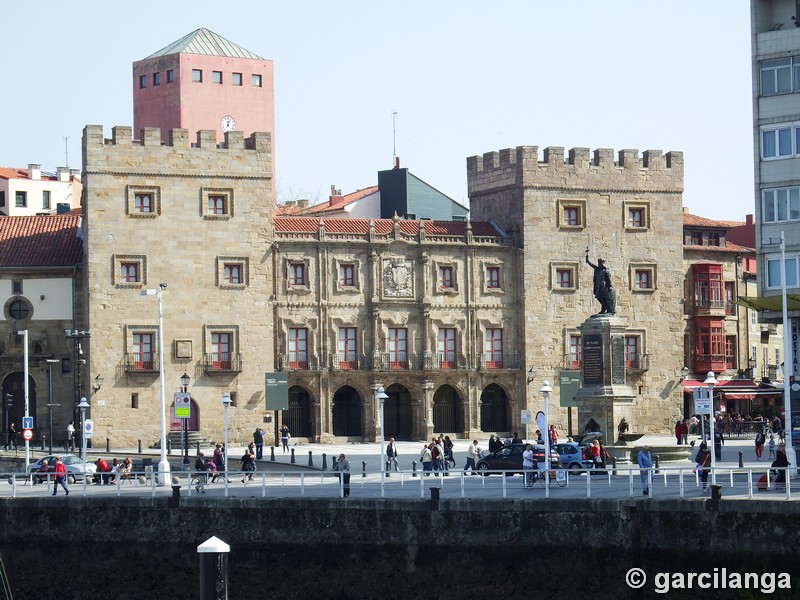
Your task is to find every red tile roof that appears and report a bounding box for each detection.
[0,215,83,267]
[0,167,71,182]
[682,212,732,228]
[274,217,502,239]
[303,186,380,214]
[684,242,755,253]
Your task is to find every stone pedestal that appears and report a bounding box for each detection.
[575,315,635,442]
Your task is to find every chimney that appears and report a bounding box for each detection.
[746,214,754,225]
[57,167,69,182]
[394,156,400,169]
[28,164,41,180]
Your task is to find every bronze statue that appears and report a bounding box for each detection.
[585,249,616,315]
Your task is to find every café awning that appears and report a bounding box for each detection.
[735,294,800,312]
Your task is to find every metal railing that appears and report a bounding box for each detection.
[2,465,793,501]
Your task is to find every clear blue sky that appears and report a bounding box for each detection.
[1,1,754,219]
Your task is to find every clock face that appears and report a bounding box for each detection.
[220,115,236,132]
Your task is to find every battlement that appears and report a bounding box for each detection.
[82,125,272,177]
[467,145,684,195]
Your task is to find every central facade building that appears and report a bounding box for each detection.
[82,126,685,447]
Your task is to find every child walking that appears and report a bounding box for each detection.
[769,435,776,460]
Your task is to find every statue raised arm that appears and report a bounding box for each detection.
[585,250,616,316]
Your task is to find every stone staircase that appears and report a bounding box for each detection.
[150,431,216,451]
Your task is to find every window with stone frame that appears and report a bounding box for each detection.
[557,199,586,229]
[202,187,234,219]
[630,264,656,293]
[623,201,649,231]
[113,255,146,287]
[217,256,248,288]
[126,186,160,217]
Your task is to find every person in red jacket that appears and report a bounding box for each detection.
[52,456,69,496]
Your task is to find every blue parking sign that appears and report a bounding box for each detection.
[22,416,33,429]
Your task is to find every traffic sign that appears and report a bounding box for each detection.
[693,388,711,415]
[173,392,191,419]
[84,419,94,439]
[520,410,532,425]
[22,429,33,441]
[22,416,33,429]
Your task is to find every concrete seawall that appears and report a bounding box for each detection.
[2,497,799,599]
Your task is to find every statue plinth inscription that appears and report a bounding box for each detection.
[583,334,603,386]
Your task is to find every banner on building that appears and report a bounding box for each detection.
[558,370,581,408]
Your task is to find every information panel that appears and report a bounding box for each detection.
[558,370,581,408]
[265,372,289,411]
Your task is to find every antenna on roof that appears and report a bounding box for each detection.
[392,110,398,167]
[63,136,69,168]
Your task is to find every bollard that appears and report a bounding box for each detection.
[196,441,201,455]
[385,460,391,478]
[290,448,296,464]
[412,460,417,477]
[308,450,313,467]
[270,446,275,462]
[739,451,744,468]
[168,484,181,508]
[654,455,660,475]
[708,484,723,511]
[430,486,440,509]
[611,455,617,476]
[167,438,171,454]
[138,439,142,454]
[106,438,110,453]
[41,435,46,451]
[322,453,328,470]
[198,536,230,600]
[331,456,338,471]
[362,460,367,478]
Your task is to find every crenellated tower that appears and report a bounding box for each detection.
[467,145,685,436]
[82,125,274,447]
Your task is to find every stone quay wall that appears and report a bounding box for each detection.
[1,497,799,599]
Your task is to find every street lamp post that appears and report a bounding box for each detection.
[540,381,553,495]
[221,392,231,497]
[45,359,60,454]
[17,330,30,471]
[77,396,89,488]
[64,329,90,436]
[181,372,190,466]
[704,371,718,485]
[375,385,389,480]
[141,284,170,486]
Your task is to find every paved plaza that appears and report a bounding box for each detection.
[1,432,798,502]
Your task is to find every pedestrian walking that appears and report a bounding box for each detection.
[253,427,265,460]
[755,429,766,461]
[52,456,69,496]
[464,439,480,473]
[769,435,777,460]
[4,422,17,451]
[694,441,711,491]
[332,452,351,497]
[713,428,724,461]
[420,444,433,475]
[194,452,208,493]
[386,437,399,471]
[522,443,536,488]
[280,424,290,453]
[66,421,75,452]
[637,444,653,496]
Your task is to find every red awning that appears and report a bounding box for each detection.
[682,379,758,389]
[723,391,783,400]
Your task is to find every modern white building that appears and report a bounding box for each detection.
[0,165,81,217]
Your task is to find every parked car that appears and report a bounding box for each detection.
[552,442,594,475]
[476,443,562,476]
[25,454,97,484]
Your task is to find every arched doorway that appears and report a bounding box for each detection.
[433,385,461,433]
[282,386,311,437]
[169,398,199,432]
[384,383,412,439]
[2,373,36,436]
[480,383,510,433]
[332,386,362,437]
